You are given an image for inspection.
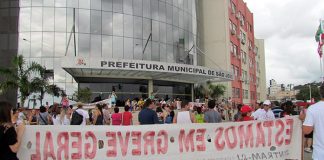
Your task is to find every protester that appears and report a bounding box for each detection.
[92,104,104,125]
[301,83,324,159]
[239,105,253,121]
[137,98,144,110]
[164,105,174,124]
[110,91,117,108]
[253,100,275,120]
[204,99,222,123]
[195,107,204,123]
[271,101,283,118]
[175,98,181,110]
[156,107,165,124]
[102,104,111,125]
[60,108,71,125]
[61,95,69,108]
[111,107,122,125]
[28,109,38,125]
[131,99,138,111]
[0,101,25,160]
[71,102,89,125]
[173,100,196,124]
[11,109,18,125]
[51,105,62,125]
[233,104,243,121]
[300,106,313,153]
[17,108,26,125]
[38,106,51,125]
[252,102,263,119]
[138,99,159,125]
[122,105,133,126]
[281,101,297,117]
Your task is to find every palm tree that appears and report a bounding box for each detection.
[194,81,226,100]
[0,55,44,107]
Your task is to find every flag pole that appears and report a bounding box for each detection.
[321,56,323,82]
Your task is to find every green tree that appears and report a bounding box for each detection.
[30,68,65,105]
[194,81,226,100]
[0,55,44,107]
[73,87,92,103]
[296,85,320,101]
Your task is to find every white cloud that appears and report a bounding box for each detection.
[244,0,324,85]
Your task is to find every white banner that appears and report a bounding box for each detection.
[18,117,302,160]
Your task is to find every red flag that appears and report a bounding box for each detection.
[318,34,324,58]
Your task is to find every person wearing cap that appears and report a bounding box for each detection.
[240,105,253,121]
[252,100,275,121]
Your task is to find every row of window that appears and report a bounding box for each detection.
[232,88,257,100]
[232,64,259,85]
[228,0,253,33]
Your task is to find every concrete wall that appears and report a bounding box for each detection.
[255,39,267,101]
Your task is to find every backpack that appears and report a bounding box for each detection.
[70,109,84,125]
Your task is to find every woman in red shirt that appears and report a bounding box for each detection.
[122,105,133,126]
[240,105,253,121]
[111,107,122,125]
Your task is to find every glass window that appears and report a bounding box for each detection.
[113,0,123,13]
[159,1,166,22]
[102,11,112,35]
[102,0,112,11]
[124,37,133,59]
[19,7,30,32]
[32,0,42,6]
[151,0,158,21]
[42,32,54,57]
[173,6,179,27]
[9,34,18,50]
[79,0,90,9]
[66,0,78,8]
[133,0,142,16]
[20,0,31,7]
[152,20,159,42]
[113,13,123,36]
[78,33,90,57]
[134,16,142,39]
[123,15,133,37]
[43,7,54,31]
[66,8,79,33]
[173,26,178,44]
[166,24,173,44]
[166,44,174,62]
[159,22,166,43]
[41,58,54,71]
[55,33,66,57]
[179,10,184,29]
[31,7,42,31]
[113,36,123,58]
[91,34,101,57]
[18,33,30,57]
[79,9,90,33]
[54,58,66,82]
[65,31,78,56]
[166,4,172,24]
[123,0,133,15]
[91,0,101,10]
[102,35,112,57]
[55,8,67,32]
[91,10,101,34]
[30,32,42,57]
[160,43,166,62]
[152,41,159,61]
[142,0,150,18]
[55,0,66,7]
[142,18,151,40]
[134,39,143,60]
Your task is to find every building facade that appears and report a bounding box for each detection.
[198,0,266,107]
[0,0,233,106]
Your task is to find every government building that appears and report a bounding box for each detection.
[0,0,266,107]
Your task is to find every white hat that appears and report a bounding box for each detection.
[263,100,271,105]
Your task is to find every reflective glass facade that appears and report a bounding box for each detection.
[9,0,198,103]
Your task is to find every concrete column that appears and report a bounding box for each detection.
[191,83,194,102]
[148,79,153,98]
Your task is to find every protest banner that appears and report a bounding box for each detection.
[18,116,302,160]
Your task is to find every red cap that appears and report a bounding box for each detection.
[241,105,252,113]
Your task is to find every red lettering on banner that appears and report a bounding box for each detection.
[43,131,56,160]
[285,119,294,145]
[238,124,254,149]
[179,129,195,153]
[57,132,69,160]
[143,131,155,155]
[31,132,41,160]
[106,132,117,157]
[225,126,237,149]
[275,119,284,146]
[71,132,82,159]
[157,130,168,154]
[131,131,141,156]
[256,122,265,147]
[214,127,225,151]
[263,121,274,147]
[85,131,97,159]
[117,131,130,156]
[196,129,206,151]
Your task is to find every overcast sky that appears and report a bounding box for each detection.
[243,0,324,86]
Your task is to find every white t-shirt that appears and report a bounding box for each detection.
[303,101,324,160]
[75,109,90,125]
[176,111,192,124]
[253,109,275,120]
[52,116,62,125]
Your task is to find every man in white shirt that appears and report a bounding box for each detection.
[253,100,275,120]
[74,102,90,125]
[301,83,324,160]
